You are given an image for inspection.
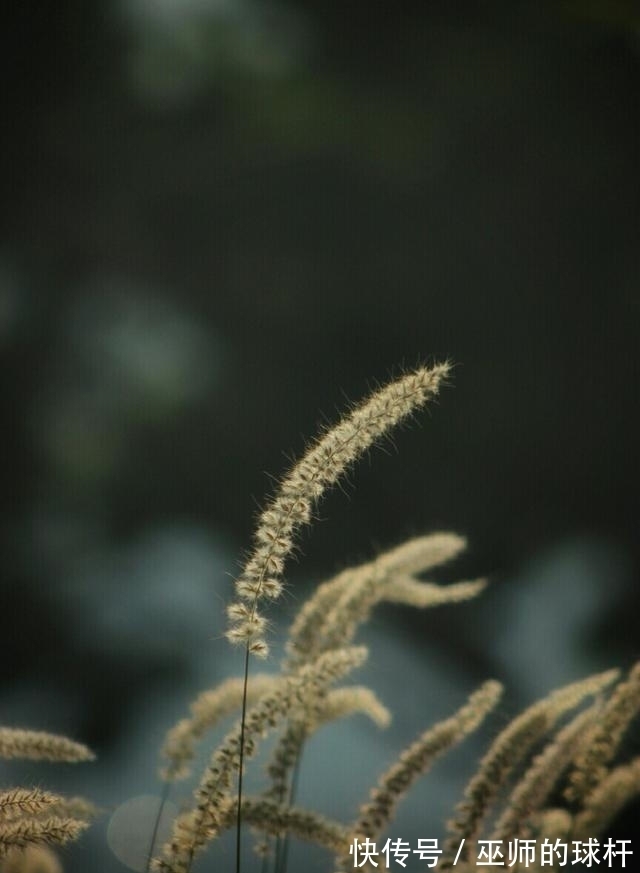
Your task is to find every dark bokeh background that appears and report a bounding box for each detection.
[1,1,639,870]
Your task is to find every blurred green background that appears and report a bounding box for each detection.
[1,1,639,870]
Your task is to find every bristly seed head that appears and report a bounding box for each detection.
[225,363,451,659]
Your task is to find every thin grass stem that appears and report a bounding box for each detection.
[235,644,251,873]
[145,782,171,873]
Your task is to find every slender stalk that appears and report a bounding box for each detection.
[145,781,171,873]
[182,644,251,873]
[235,644,251,873]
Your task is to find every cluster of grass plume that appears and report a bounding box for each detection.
[0,729,96,869]
[3,363,639,872]
[145,364,640,873]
